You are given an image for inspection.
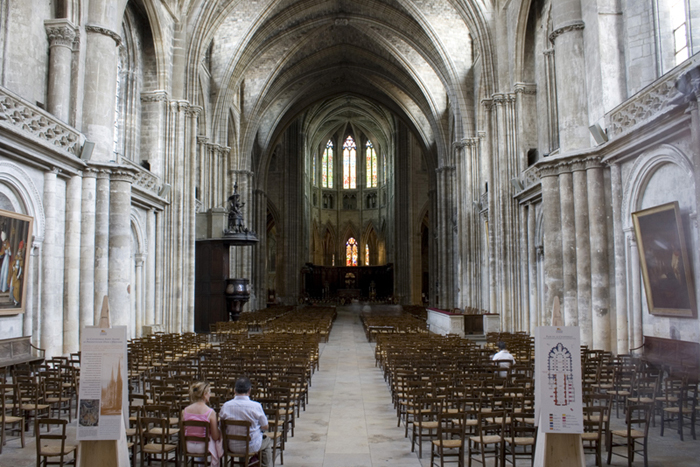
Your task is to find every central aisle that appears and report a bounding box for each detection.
[282,305,424,467]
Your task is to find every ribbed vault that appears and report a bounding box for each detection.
[184,0,491,173]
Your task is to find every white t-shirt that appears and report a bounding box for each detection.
[492,349,515,376]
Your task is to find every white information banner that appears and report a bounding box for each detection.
[76,326,128,441]
[534,326,583,434]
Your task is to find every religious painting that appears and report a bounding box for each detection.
[0,209,33,315]
[632,202,697,318]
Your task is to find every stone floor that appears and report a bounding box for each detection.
[1,304,699,466]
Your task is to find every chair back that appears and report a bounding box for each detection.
[180,419,211,466]
[626,404,651,438]
[35,418,76,466]
[139,415,174,454]
[222,418,260,467]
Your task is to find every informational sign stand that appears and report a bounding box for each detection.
[533,297,585,467]
[76,296,130,467]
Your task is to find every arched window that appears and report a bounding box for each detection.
[365,243,370,266]
[366,140,377,188]
[346,237,358,266]
[343,136,356,189]
[312,152,317,186]
[322,140,333,188]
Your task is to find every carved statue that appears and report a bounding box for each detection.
[226,183,248,234]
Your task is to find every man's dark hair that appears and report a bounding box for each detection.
[235,376,252,394]
[498,341,507,350]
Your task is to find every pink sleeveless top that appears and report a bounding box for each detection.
[183,407,214,438]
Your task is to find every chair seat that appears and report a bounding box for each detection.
[470,435,502,444]
[4,415,23,423]
[21,403,49,411]
[432,439,462,448]
[581,433,600,441]
[611,429,645,439]
[419,421,439,429]
[664,406,694,414]
[510,436,535,445]
[39,444,78,456]
[125,428,136,436]
[142,443,177,453]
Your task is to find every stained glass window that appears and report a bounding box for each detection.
[343,136,356,189]
[322,140,333,188]
[366,140,377,188]
[365,244,370,266]
[346,237,358,266]
[312,152,317,186]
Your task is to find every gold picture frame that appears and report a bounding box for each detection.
[0,209,33,315]
[632,201,697,318]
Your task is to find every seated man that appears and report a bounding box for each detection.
[491,341,515,378]
[220,377,273,467]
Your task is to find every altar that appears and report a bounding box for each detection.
[427,308,464,337]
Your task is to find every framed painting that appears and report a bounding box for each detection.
[632,201,697,318]
[0,209,33,315]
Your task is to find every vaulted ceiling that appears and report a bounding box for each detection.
[184,0,493,171]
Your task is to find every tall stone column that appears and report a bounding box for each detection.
[527,203,538,334]
[63,174,82,354]
[80,169,97,331]
[108,171,133,331]
[482,99,497,314]
[41,169,62,357]
[145,208,156,326]
[44,20,76,123]
[134,254,144,338]
[550,0,590,152]
[629,233,644,349]
[572,161,592,346]
[81,0,127,162]
[587,161,611,351]
[539,166,563,325]
[25,241,41,341]
[94,170,110,324]
[558,168,578,326]
[610,162,629,353]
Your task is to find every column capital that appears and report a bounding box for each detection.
[514,82,537,96]
[110,169,135,184]
[140,90,168,103]
[45,19,77,49]
[186,105,203,118]
[85,24,122,47]
[549,21,585,43]
[537,165,560,179]
[82,168,99,179]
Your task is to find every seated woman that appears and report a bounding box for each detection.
[183,381,224,466]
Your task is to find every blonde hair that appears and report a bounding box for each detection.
[189,381,211,403]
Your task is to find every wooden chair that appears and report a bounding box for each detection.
[16,375,49,435]
[503,419,536,467]
[607,404,651,467]
[411,395,440,458]
[430,409,466,467]
[263,405,284,467]
[35,418,77,467]
[582,406,605,466]
[180,419,212,467]
[221,419,261,467]
[468,410,505,467]
[0,382,24,453]
[138,414,180,467]
[660,380,697,441]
